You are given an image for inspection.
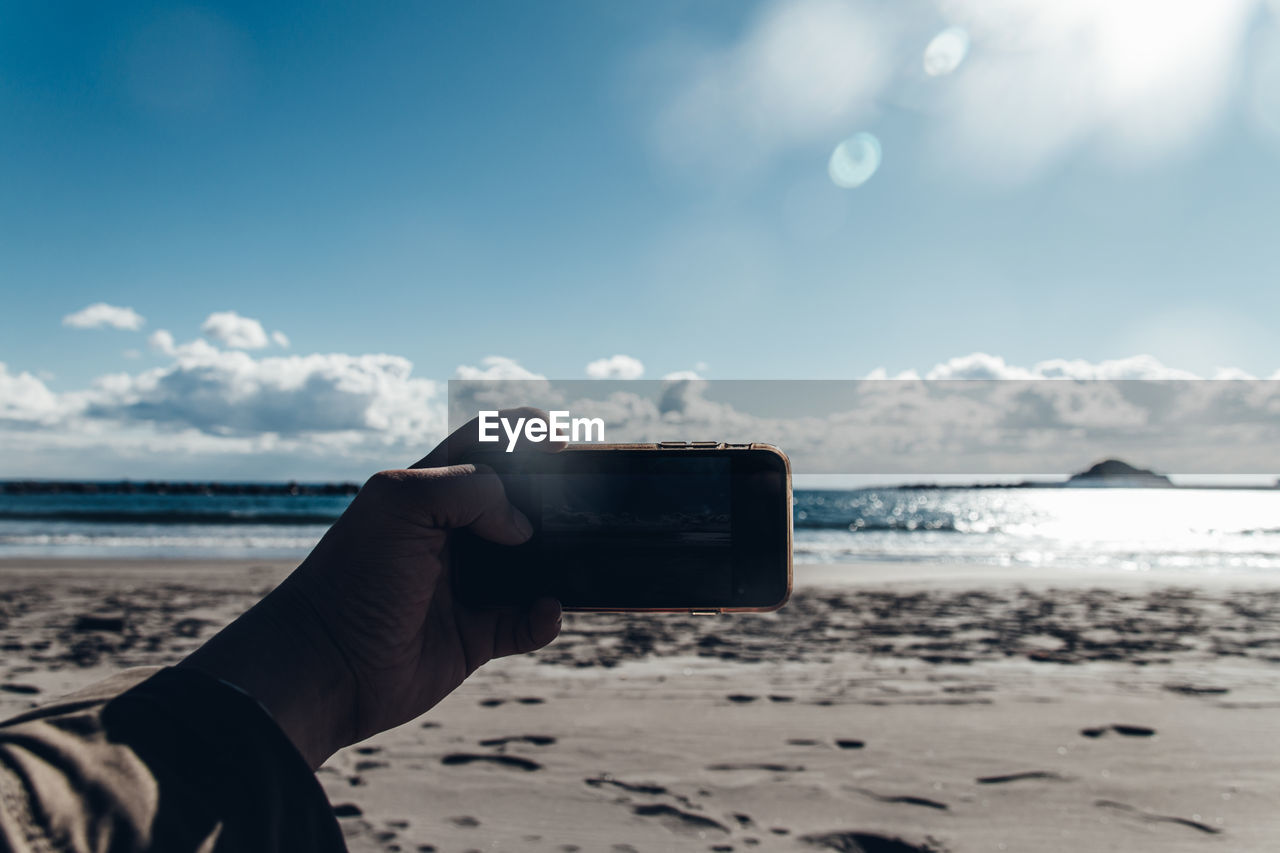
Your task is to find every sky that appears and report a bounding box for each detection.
[4,0,1280,479]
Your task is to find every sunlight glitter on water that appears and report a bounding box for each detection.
[793,488,1280,573]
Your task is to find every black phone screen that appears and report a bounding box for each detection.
[453,447,790,611]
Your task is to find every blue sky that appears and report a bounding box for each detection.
[5,0,1280,477]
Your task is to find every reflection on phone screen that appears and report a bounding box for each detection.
[537,459,733,604]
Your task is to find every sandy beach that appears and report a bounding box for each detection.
[2,559,1278,852]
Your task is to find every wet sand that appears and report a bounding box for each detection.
[2,558,1278,851]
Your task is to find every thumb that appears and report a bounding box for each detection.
[370,464,533,545]
[490,597,562,659]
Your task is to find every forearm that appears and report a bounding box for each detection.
[0,667,345,852]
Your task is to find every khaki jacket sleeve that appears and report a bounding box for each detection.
[0,666,346,852]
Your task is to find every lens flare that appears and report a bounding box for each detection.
[923,26,970,77]
[827,132,882,188]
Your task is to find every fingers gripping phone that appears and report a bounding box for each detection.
[453,443,792,613]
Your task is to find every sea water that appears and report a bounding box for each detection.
[1,485,1278,574]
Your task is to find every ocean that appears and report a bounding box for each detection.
[2,484,1278,574]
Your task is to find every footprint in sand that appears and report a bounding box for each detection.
[448,816,480,828]
[835,739,865,750]
[801,831,946,852]
[332,803,363,818]
[707,762,804,773]
[726,694,758,703]
[0,684,40,695]
[1081,724,1157,739]
[768,695,794,703]
[1095,799,1220,834]
[479,735,556,747]
[585,776,668,796]
[631,804,729,835]
[441,753,541,771]
[586,776,702,810]
[517,696,545,705]
[849,787,948,811]
[977,771,1067,785]
[479,698,505,707]
[1163,683,1229,696]
[787,738,821,746]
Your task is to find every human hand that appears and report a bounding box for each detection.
[181,408,563,768]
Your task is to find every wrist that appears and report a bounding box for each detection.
[179,576,357,769]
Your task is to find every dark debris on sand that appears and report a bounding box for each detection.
[440,753,542,771]
[0,582,269,674]
[2,582,1278,681]
[538,587,1280,669]
[801,830,948,852]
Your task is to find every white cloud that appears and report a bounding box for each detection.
[62,303,146,331]
[455,356,545,381]
[148,329,225,360]
[1028,355,1200,381]
[925,352,1034,380]
[2,319,446,478]
[449,358,557,427]
[663,370,703,380]
[9,339,1280,480]
[864,367,922,380]
[586,354,645,380]
[201,310,270,349]
[148,329,176,355]
[866,352,1207,381]
[0,363,65,424]
[517,359,1280,476]
[86,347,439,439]
[271,330,290,348]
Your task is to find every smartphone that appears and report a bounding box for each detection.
[452,443,792,613]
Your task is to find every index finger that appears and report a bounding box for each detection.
[411,406,567,469]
